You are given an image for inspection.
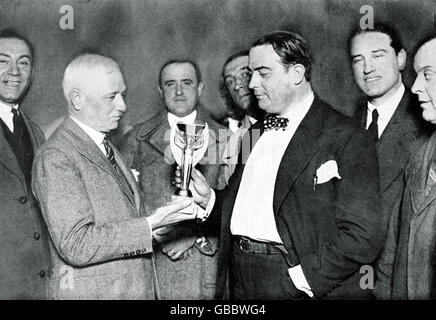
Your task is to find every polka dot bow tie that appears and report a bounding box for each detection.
[263,114,289,131]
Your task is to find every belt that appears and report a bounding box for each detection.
[233,236,299,267]
[234,236,282,254]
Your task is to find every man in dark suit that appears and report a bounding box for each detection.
[375,35,436,300]
[347,24,433,297]
[0,29,52,299]
[119,59,227,299]
[190,31,384,299]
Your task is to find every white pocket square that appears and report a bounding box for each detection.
[131,169,140,182]
[315,160,341,184]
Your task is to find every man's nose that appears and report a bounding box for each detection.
[363,59,375,74]
[248,73,258,89]
[175,83,183,95]
[117,96,127,112]
[235,77,246,91]
[412,74,423,95]
[8,61,20,75]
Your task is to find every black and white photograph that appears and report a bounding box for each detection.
[1,0,436,310]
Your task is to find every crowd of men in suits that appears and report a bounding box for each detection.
[1,21,436,300]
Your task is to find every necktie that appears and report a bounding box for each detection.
[11,108,22,136]
[103,137,117,168]
[367,109,379,142]
[263,114,289,131]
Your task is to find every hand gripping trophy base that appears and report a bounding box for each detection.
[171,122,208,215]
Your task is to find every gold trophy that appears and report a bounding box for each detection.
[170,122,209,213]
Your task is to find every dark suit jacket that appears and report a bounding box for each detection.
[0,111,51,299]
[215,97,384,299]
[119,107,228,299]
[353,89,434,299]
[354,89,433,240]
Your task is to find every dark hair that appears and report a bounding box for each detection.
[0,28,35,61]
[347,22,404,57]
[252,30,312,80]
[158,59,202,88]
[219,50,250,121]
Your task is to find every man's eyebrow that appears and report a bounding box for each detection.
[371,49,388,54]
[248,66,271,72]
[163,79,175,85]
[419,66,435,72]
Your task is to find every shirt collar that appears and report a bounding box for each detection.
[0,101,19,117]
[69,115,106,147]
[281,90,314,126]
[167,110,197,128]
[248,116,257,125]
[367,83,405,121]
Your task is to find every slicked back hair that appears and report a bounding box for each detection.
[252,31,313,81]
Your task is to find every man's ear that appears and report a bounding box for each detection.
[291,64,306,85]
[397,48,407,71]
[70,89,81,111]
[197,82,204,97]
[158,86,163,99]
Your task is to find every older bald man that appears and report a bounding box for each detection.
[32,53,196,299]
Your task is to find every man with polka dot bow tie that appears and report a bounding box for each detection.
[189,30,384,300]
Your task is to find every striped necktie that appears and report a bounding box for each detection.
[103,137,117,168]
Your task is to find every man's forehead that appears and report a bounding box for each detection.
[248,44,280,68]
[224,56,249,75]
[351,31,393,52]
[415,40,436,69]
[85,66,125,91]
[162,63,197,80]
[0,37,31,56]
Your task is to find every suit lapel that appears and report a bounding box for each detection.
[411,133,436,215]
[0,110,40,193]
[112,145,141,212]
[63,118,137,207]
[149,114,171,156]
[376,91,419,192]
[273,98,322,213]
[0,125,26,189]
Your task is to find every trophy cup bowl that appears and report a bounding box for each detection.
[170,122,208,213]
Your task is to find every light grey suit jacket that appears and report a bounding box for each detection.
[32,117,156,300]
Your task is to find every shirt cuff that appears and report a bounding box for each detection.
[288,264,314,297]
[196,189,215,222]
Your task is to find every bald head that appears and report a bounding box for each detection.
[62,53,127,132]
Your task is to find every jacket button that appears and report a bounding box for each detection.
[39,270,46,278]
[19,196,28,204]
[33,232,40,240]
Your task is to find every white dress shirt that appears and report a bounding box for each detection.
[222,115,258,185]
[167,110,197,128]
[230,92,314,243]
[0,101,19,132]
[366,83,405,137]
[70,116,107,156]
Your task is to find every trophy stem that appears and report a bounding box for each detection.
[177,148,193,197]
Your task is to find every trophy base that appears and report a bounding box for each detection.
[171,194,195,214]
